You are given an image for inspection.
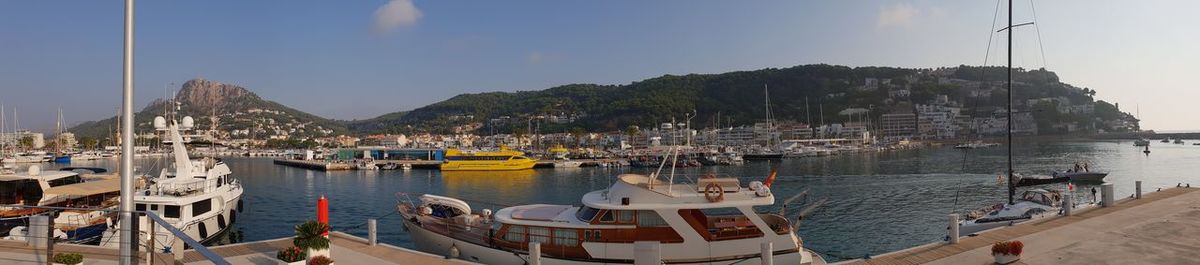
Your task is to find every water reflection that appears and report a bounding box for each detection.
[34,139,1200,262]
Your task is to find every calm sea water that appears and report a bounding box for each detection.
[57,139,1200,262]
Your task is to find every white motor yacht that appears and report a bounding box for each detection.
[100,114,244,249]
[399,173,824,264]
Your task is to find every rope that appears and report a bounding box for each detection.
[339,210,399,232]
[804,245,861,261]
[1028,0,1049,70]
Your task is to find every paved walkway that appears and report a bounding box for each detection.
[181,232,478,265]
[1,231,476,265]
[851,187,1200,265]
[0,239,121,265]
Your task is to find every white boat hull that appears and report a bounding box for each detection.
[403,220,820,265]
[100,194,242,249]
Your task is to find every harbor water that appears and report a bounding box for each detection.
[56,139,1200,262]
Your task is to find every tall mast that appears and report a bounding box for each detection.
[56,108,63,153]
[1006,0,1015,205]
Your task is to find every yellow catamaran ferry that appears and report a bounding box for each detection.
[440,146,537,171]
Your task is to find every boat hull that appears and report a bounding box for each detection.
[0,216,30,237]
[440,160,537,171]
[402,219,818,265]
[742,154,784,160]
[1063,172,1108,183]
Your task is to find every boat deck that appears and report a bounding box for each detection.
[848,186,1200,265]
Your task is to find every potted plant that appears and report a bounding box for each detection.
[52,252,83,265]
[991,240,1023,264]
[293,220,331,262]
[308,255,334,265]
[276,246,307,265]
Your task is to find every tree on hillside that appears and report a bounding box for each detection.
[19,136,34,150]
[79,136,99,150]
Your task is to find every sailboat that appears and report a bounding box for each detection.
[957,0,1073,235]
[744,85,785,160]
[52,108,71,163]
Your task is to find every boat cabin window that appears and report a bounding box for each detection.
[637,210,670,227]
[0,180,42,205]
[164,205,181,218]
[599,210,614,222]
[576,206,600,222]
[528,226,550,244]
[447,156,512,161]
[193,199,212,217]
[504,225,525,242]
[554,229,578,246]
[617,210,635,223]
[47,175,82,187]
[679,208,763,241]
[136,204,146,211]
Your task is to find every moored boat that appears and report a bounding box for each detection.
[1133,139,1150,147]
[959,189,1063,235]
[441,146,537,171]
[398,173,824,264]
[100,114,244,249]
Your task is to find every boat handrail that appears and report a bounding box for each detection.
[0,204,230,264]
[146,176,239,197]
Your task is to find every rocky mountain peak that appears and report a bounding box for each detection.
[176,78,259,112]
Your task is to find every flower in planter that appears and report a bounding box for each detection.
[276,246,307,262]
[53,252,83,265]
[1007,241,1024,256]
[308,255,334,265]
[991,240,1024,256]
[991,241,1009,256]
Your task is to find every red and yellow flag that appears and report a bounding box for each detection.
[764,168,778,188]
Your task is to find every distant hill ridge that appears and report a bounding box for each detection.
[71,64,1140,141]
[70,78,348,140]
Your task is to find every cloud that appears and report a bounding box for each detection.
[877,3,919,29]
[372,0,422,34]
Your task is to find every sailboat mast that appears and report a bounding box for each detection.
[1006,0,1015,205]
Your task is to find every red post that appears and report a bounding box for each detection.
[317,195,329,237]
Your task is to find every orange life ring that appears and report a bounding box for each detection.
[704,183,725,202]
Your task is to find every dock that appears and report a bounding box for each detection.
[273,158,626,171]
[0,231,477,265]
[180,232,477,265]
[849,186,1200,265]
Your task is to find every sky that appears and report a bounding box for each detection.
[2,0,1198,132]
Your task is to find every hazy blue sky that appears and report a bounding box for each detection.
[2,1,1197,132]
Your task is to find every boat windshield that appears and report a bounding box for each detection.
[576,206,599,222]
[0,179,43,205]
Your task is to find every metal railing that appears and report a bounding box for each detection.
[0,203,229,264]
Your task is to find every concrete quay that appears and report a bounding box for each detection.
[847,186,1200,265]
[0,231,476,265]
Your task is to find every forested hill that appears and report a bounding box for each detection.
[357,64,1138,135]
[69,64,1139,141]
